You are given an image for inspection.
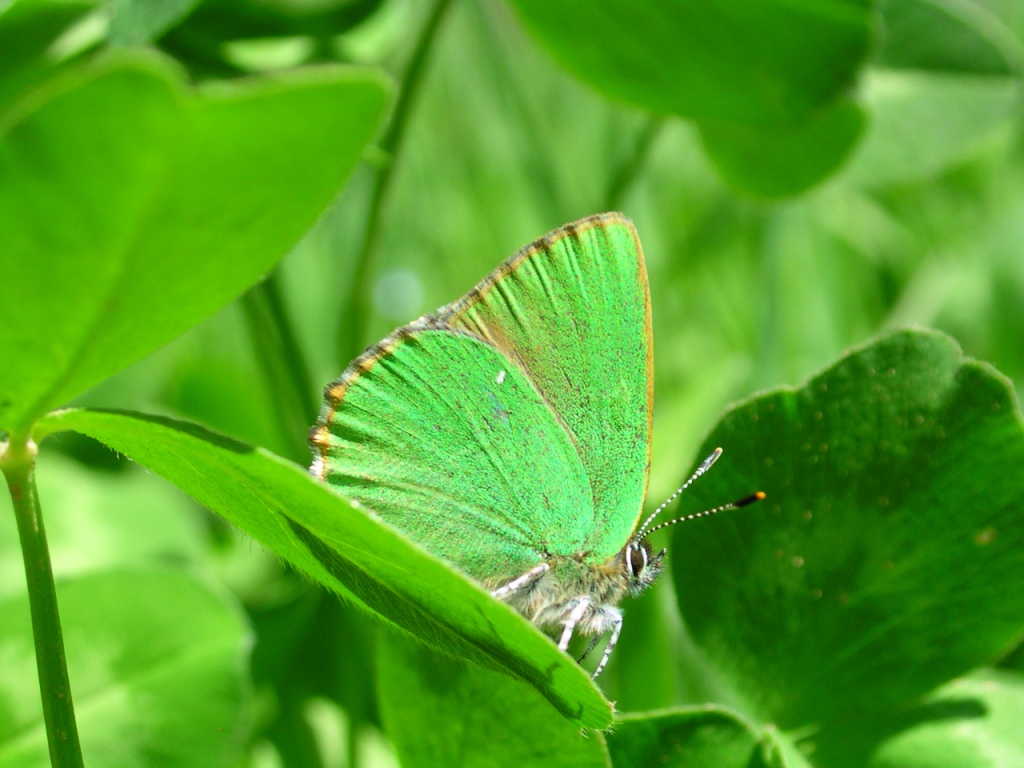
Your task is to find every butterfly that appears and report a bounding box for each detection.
[310,212,762,677]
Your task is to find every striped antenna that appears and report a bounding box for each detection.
[636,447,724,540]
[641,491,766,538]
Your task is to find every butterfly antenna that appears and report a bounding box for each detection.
[642,491,766,538]
[636,447,724,540]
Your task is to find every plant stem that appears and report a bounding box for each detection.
[606,116,666,212]
[339,0,453,365]
[1,435,84,768]
[241,272,318,464]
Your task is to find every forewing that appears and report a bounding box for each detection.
[442,213,653,560]
[312,328,595,582]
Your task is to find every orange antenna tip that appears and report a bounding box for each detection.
[734,491,766,508]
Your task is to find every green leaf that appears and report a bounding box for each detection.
[0,451,205,598]
[505,0,870,128]
[0,52,389,435]
[34,408,614,730]
[0,0,97,109]
[0,0,96,74]
[377,632,610,767]
[841,70,1020,186]
[164,0,381,39]
[107,0,202,45]
[876,0,1023,75]
[699,97,865,199]
[869,669,1024,768]
[158,0,382,77]
[763,729,814,768]
[0,568,251,767]
[606,707,808,768]
[250,589,379,739]
[671,330,1024,743]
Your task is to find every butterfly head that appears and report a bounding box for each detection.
[623,538,664,596]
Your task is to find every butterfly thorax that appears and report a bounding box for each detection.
[492,539,663,636]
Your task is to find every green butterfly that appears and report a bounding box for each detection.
[311,213,760,677]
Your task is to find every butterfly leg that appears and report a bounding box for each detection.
[558,596,591,651]
[577,634,603,663]
[491,562,549,600]
[590,610,622,680]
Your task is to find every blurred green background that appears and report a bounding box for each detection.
[3,0,1024,765]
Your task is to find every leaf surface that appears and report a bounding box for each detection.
[0,569,250,768]
[607,706,809,768]
[869,669,1024,768]
[672,330,1024,749]
[36,407,614,729]
[377,632,611,767]
[0,53,388,433]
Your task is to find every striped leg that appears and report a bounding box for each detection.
[558,596,591,651]
[590,611,622,679]
[491,562,549,600]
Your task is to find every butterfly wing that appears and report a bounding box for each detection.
[312,212,652,580]
[441,213,652,561]
[312,327,596,582]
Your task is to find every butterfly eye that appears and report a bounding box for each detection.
[628,544,648,578]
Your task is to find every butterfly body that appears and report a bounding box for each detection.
[312,214,666,675]
[494,543,662,624]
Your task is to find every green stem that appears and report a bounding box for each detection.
[347,722,360,768]
[1,436,84,768]
[339,0,454,365]
[605,117,666,212]
[241,273,318,463]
